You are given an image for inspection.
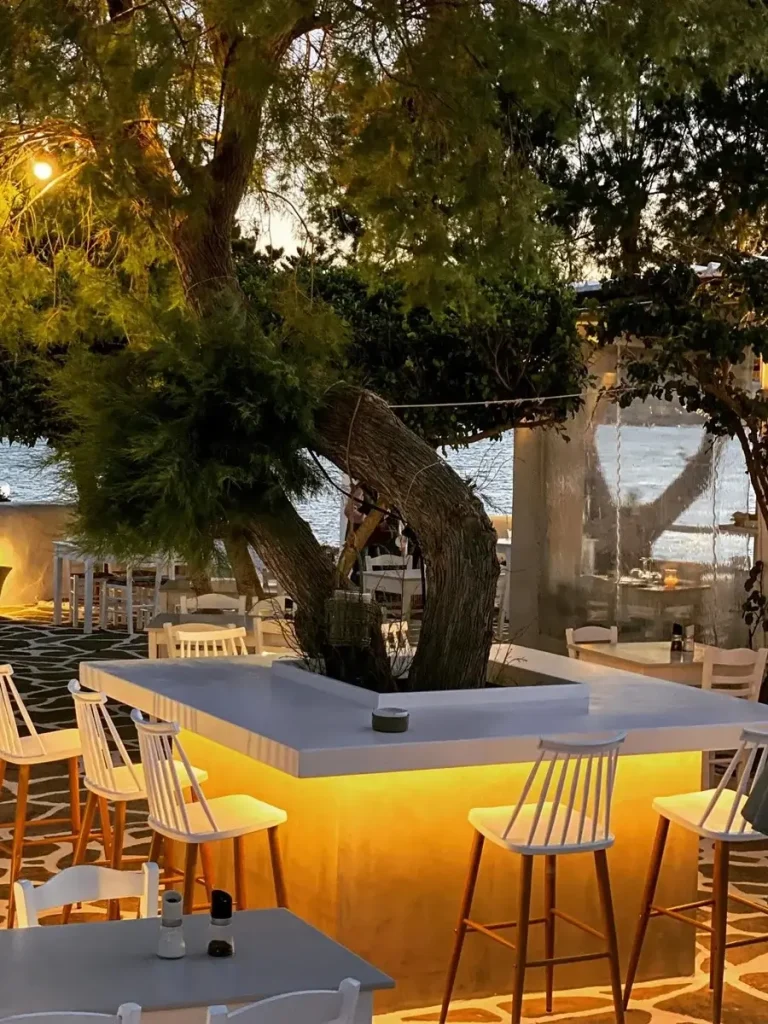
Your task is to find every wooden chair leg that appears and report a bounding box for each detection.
[711,841,730,1024]
[163,837,176,891]
[183,843,198,914]
[439,832,484,1024]
[200,844,215,905]
[0,758,7,795]
[510,855,534,1024]
[107,801,127,921]
[62,791,98,924]
[68,757,81,847]
[234,836,247,911]
[7,764,30,928]
[97,797,113,864]
[544,855,557,1013]
[594,850,625,1024]
[267,827,287,908]
[148,830,163,866]
[623,816,669,1007]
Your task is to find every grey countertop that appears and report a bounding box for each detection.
[0,909,393,1014]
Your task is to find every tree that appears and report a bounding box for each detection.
[2,0,768,687]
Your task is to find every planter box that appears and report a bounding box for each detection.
[270,644,588,712]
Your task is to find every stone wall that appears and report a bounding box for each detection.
[0,503,74,606]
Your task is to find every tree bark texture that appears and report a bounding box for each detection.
[223,528,265,603]
[313,385,499,690]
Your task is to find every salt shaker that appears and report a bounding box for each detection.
[157,891,185,959]
[207,889,234,957]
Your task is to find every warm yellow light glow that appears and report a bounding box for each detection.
[32,160,54,181]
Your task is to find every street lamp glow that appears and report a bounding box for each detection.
[32,159,54,181]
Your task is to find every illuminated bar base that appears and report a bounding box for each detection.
[179,733,700,1013]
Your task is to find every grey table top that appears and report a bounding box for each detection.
[0,909,393,1015]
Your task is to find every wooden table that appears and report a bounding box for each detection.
[0,909,393,1023]
[361,568,422,620]
[572,640,705,685]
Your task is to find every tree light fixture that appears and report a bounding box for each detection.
[32,159,54,181]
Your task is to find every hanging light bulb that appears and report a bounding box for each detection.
[32,159,54,181]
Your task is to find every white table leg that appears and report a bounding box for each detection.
[126,566,134,634]
[83,560,94,634]
[53,554,63,626]
[99,577,109,630]
[70,575,79,628]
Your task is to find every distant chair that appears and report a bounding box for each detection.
[132,710,289,913]
[0,1005,141,1024]
[0,664,83,927]
[180,592,247,614]
[15,863,159,927]
[364,554,413,572]
[206,979,360,1024]
[250,597,295,651]
[164,623,249,658]
[565,625,619,658]
[701,646,768,785]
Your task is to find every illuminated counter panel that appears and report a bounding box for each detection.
[81,654,768,1012]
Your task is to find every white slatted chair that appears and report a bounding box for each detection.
[0,665,83,927]
[68,681,207,900]
[441,733,627,1024]
[701,646,768,785]
[250,597,295,651]
[364,554,413,572]
[180,592,247,614]
[0,1005,142,1024]
[624,729,768,1024]
[164,623,249,658]
[132,710,288,913]
[15,862,159,927]
[565,625,619,658]
[207,979,360,1024]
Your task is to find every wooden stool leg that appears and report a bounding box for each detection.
[711,841,730,1024]
[97,798,113,864]
[68,757,81,847]
[594,849,625,1024]
[7,764,30,928]
[183,844,198,914]
[544,855,557,1013]
[510,855,534,1024]
[439,832,485,1024]
[148,830,163,866]
[62,791,98,924]
[0,759,7,795]
[107,802,127,921]
[199,844,215,905]
[267,827,287,908]
[624,816,669,1006]
[234,836,247,910]
[163,838,176,891]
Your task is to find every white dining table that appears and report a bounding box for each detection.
[0,908,393,1024]
[361,568,422,620]
[53,540,174,635]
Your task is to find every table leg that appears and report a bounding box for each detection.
[126,566,134,635]
[70,575,79,628]
[53,554,62,626]
[84,560,94,634]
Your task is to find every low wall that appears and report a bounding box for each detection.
[0,503,74,606]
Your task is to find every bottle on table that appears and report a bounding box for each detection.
[157,891,185,960]
[207,889,234,958]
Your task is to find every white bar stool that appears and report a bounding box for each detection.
[68,680,208,917]
[0,665,84,927]
[624,728,768,1024]
[133,710,289,913]
[440,732,627,1024]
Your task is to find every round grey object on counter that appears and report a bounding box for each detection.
[372,707,410,733]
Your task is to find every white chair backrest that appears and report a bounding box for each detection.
[0,1006,141,1024]
[698,728,768,837]
[206,979,360,1024]
[180,592,247,614]
[250,596,294,619]
[364,554,413,572]
[164,623,248,658]
[14,863,159,927]
[132,710,216,838]
[68,680,142,798]
[502,732,626,849]
[382,621,412,655]
[0,664,43,759]
[565,625,618,658]
[701,646,768,701]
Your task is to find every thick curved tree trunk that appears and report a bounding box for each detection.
[313,385,499,690]
[223,528,265,603]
